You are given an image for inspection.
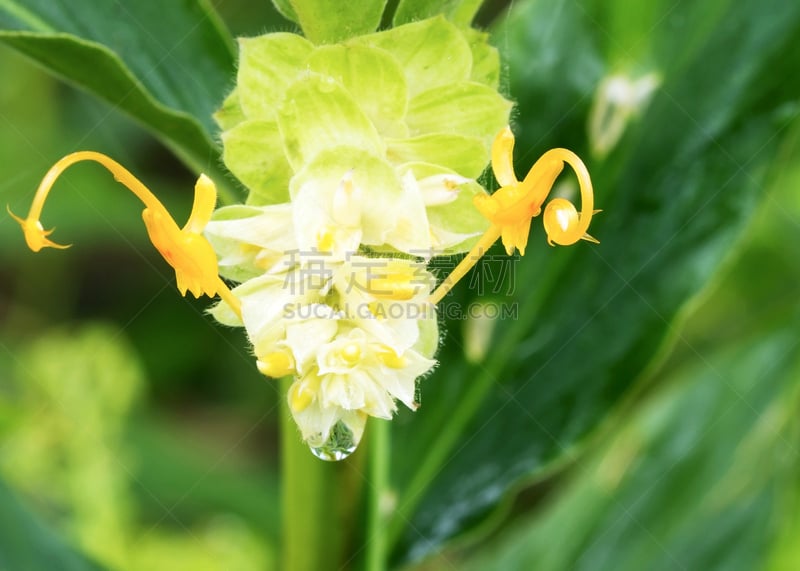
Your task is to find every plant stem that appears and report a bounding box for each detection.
[366,418,391,571]
[280,376,343,571]
[387,248,577,549]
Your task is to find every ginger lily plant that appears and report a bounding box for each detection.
[10,15,597,461]
[5,0,798,569]
[9,9,598,571]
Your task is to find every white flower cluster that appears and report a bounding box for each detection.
[206,16,511,458]
[206,194,439,458]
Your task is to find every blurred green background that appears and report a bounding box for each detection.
[1,1,799,570]
[0,3,288,569]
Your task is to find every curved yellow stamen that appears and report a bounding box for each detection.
[430,127,598,303]
[8,151,241,318]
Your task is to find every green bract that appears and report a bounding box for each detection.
[216,15,511,256]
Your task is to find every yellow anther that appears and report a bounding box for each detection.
[430,127,599,304]
[443,178,460,191]
[288,378,315,413]
[378,348,406,369]
[362,260,422,301]
[317,227,335,252]
[331,170,361,227]
[257,350,295,378]
[339,342,362,365]
[9,151,241,318]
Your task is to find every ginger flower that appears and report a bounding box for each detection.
[143,174,222,299]
[285,322,435,460]
[11,15,599,464]
[476,126,598,253]
[205,213,438,459]
[430,127,599,304]
[9,151,241,317]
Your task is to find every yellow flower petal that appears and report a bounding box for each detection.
[11,151,241,317]
[429,126,599,303]
[7,205,70,252]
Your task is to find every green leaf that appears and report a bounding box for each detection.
[307,44,409,138]
[221,120,292,205]
[271,0,299,24]
[393,0,484,27]
[0,0,239,201]
[236,33,314,120]
[355,16,473,98]
[127,416,281,542]
[1,324,145,570]
[464,316,800,570]
[0,478,106,571]
[463,28,501,89]
[278,75,385,169]
[288,0,386,44]
[406,81,512,146]
[389,0,800,562]
[214,90,247,132]
[387,134,489,179]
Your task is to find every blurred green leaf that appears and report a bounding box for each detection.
[0,0,239,200]
[0,323,277,570]
[0,478,106,571]
[1,324,143,568]
[392,0,484,27]
[270,0,299,24]
[128,415,280,541]
[287,0,386,44]
[389,0,800,562]
[463,314,800,570]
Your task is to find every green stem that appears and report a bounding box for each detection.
[386,248,576,549]
[366,418,391,571]
[280,377,344,571]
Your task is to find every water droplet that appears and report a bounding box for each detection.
[310,420,359,461]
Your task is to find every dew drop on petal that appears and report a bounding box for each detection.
[309,420,360,461]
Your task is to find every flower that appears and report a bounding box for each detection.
[474,127,599,254]
[142,174,222,299]
[200,17,515,457]
[205,16,601,458]
[217,16,512,258]
[6,208,69,252]
[13,16,599,462]
[205,189,439,456]
[285,324,435,459]
[8,151,241,316]
[429,128,600,304]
